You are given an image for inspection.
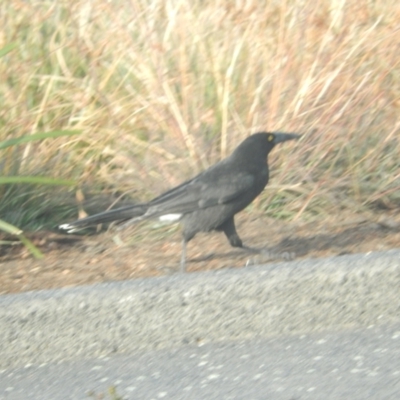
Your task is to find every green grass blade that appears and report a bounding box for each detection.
[0,43,17,58]
[0,219,23,235]
[0,219,44,259]
[0,176,76,186]
[0,130,81,150]
[18,234,44,259]
[0,240,19,245]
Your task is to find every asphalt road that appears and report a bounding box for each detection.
[2,322,400,400]
[0,249,399,399]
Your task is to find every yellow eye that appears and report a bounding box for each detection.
[268,135,274,141]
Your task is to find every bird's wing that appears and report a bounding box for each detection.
[198,173,255,208]
[146,169,255,216]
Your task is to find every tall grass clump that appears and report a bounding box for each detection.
[1,0,399,228]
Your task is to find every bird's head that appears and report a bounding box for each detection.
[232,131,301,160]
[268,132,301,145]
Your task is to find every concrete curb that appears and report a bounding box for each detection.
[1,250,399,370]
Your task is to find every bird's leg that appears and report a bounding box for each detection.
[219,216,243,248]
[180,239,187,273]
[220,216,294,261]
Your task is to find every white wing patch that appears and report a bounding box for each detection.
[158,213,182,222]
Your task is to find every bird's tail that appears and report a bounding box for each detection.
[59,204,147,233]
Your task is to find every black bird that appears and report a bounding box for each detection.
[59,132,300,271]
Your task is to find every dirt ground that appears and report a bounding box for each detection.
[1,210,399,295]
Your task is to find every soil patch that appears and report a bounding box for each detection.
[1,211,399,295]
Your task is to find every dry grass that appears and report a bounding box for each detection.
[1,0,399,227]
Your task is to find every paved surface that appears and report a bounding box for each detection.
[0,249,399,399]
[1,323,400,400]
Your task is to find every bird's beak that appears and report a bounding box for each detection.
[273,132,301,144]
